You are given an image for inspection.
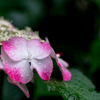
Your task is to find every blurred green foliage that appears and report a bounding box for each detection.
[45,68,100,100]
[1,68,100,100]
[89,39,100,75]
[1,0,100,100]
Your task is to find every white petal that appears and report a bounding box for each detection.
[31,56,53,81]
[57,58,69,68]
[27,39,52,59]
[4,59,33,84]
[2,37,28,61]
[1,47,10,63]
[45,37,58,60]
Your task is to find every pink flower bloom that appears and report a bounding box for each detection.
[1,37,53,84]
[0,59,30,98]
[45,37,72,81]
[51,51,71,81]
[56,53,71,81]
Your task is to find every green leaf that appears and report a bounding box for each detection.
[92,0,100,11]
[89,39,100,75]
[45,68,100,100]
[33,73,62,100]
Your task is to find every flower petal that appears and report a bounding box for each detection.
[4,59,33,84]
[45,37,57,60]
[60,67,71,81]
[45,38,71,81]
[57,57,69,68]
[50,49,69,68]
[31,56,53,81]
[2,37,28,61]
[7,76,30,98]
[50,48,57,59]
[27,39,52,59]
[50,49,66,68]
[1,47,10,63]
[46,37,63,67]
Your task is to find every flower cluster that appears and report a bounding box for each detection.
[0,17,42,45]
[0,18,71,98]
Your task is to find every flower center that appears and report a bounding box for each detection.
[27,52,33,60]
[29,62,31,66]
[27,53,33,66]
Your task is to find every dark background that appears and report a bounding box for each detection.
[0,0,100,99]
[0,0,98,62]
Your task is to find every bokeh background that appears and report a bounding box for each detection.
[0,0,100,100]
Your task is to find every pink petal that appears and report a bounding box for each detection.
[0,59,5,70]
[46,37,61,66]
[45,37,57,59]
[2,37,28,61]
[57,58,69,68]
[60,68,71,81]
[4,59,33,84]
[31,56,53,81]
[50,48,57,60]
[27,39,52,59]
[50,49,69,68]
[1,47,10,63]
[7,76,30,98]
[45,37,71,81]
[1,47,33,84]
[45,37,50,43]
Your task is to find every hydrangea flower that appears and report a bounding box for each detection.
[0,59,30,98]
[50,50,71,81]
[1,37,53,84]
[46,38,72,81]
[0,18,43,44]
[0,18,72,98]
[56,53,71,81]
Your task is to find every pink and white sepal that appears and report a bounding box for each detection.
[0,59,30,98]
[56,53,71,81]
[45,37,72,81]
[1,37,53,84]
